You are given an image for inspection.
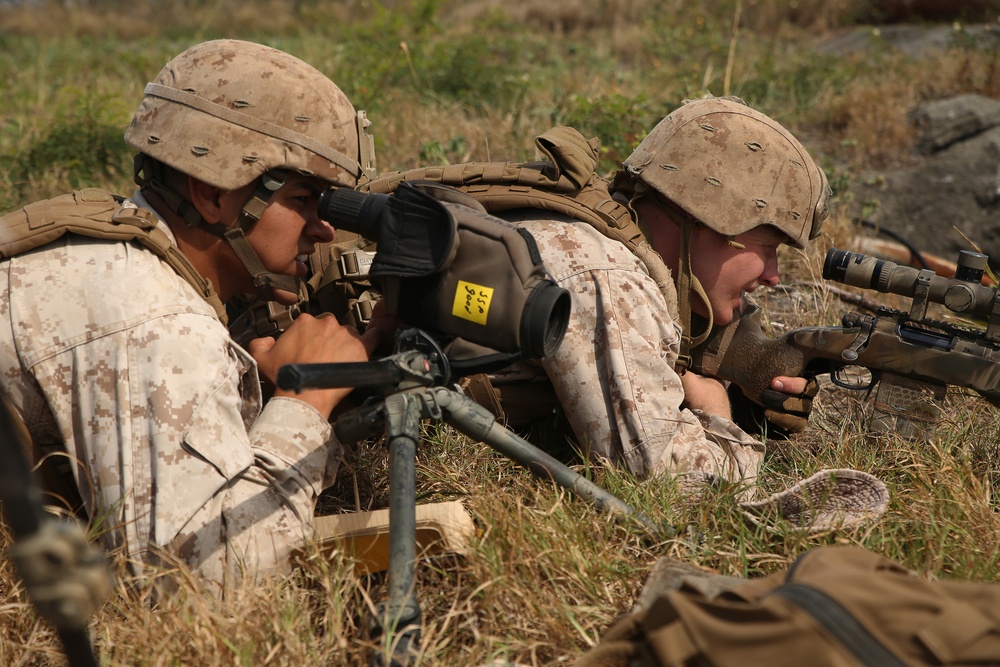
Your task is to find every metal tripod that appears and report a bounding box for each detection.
[278,329,662,666]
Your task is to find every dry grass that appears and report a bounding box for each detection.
[3,1,1000,665]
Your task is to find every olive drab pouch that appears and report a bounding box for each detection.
[574,546,1000,667]
[316,180,571,374]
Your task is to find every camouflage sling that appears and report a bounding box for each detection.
[574,546,1000,667]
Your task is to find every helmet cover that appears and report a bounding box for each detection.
[125,39,367,191]
[623,97,830,249]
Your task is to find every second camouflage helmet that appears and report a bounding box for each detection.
[125,39,375,190]
[622,97,829,249]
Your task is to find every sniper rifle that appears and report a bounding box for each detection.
[692,247,1000,440]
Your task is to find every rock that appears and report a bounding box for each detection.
[849,95,1000,269]
[909,94,1000,153]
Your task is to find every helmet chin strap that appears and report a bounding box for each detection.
[673,218,713,374]
[135,157,300,302]
[221,172,301,300]
[627,182,713,374]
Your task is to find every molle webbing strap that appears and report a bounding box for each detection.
[363,126,679,321]
[0,188,228,323]
[143,82,363,179]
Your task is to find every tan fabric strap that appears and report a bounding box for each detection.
[0,188,228,323]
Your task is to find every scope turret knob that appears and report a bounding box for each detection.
[944,284,975,313]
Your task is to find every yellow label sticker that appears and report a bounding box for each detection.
[452,280,494,326]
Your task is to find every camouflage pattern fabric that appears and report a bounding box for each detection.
[498,212,764,500]
[0,193,341,595]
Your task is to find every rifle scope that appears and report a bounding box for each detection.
[823,247,998,319]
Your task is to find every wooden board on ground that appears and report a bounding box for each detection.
[301,500,476,575]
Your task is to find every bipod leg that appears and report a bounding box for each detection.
[370,392,422,667]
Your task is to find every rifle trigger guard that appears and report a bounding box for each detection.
[831,367,875,391]
[841,315,875,362]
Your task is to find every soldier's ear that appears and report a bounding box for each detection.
[187,176,227,225]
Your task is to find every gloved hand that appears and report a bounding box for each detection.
[760,377,820,433]
[728,377,820,438]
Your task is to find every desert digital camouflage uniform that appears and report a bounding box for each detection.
[500,212,764,498]
[496,98,830,497]
[0,191,340,593]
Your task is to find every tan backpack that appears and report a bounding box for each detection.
[575,546,1000,667]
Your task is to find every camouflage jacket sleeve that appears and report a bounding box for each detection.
[1,233,339,594]
[521,218,764,497]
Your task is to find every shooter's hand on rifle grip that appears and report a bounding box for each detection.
[759,376,820,434]
[715,307,813,407]
[728,376,819,438]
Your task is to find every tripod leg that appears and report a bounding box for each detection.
[371,393,422,667]
[432,387,665,536]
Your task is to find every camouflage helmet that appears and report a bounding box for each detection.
[622,97,829,249]
[125,39,375,190]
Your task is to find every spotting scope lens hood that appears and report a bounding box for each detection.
[521,280,570,358]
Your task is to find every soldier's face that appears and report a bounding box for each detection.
[688,225,783,325]
[242,175,335,305]
[644,197,784,326]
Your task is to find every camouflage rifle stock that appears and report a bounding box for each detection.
[692,247,1000,440]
